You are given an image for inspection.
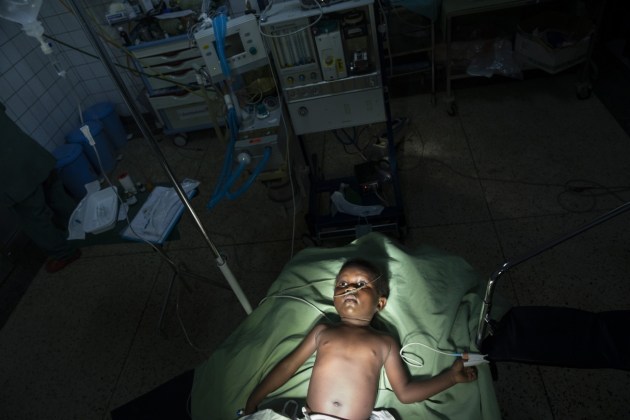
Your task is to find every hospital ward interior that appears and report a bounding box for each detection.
[1,0,630,419]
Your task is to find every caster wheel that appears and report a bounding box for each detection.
[576,83,592,100]
[173,135,187,147]
[447,101,458,116]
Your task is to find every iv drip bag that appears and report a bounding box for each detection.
[0,0,51,54]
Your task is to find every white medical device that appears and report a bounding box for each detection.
[194,13,267,82]
[193,9,287,193]
[0,0,51,54]
[263,17,323,88]
[261,0,385,135]
[313,19,347,80]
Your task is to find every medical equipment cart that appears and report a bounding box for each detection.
[381,3,436,104]
[442,0,600,115]
[262,0,406,242]
[129,35,224,145]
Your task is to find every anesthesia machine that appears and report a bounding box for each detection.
[260,0,386,135]
[193,11,287,209]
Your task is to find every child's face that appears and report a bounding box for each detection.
[333,265,386,321]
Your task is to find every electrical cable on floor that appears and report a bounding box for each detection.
[175,277,214,355]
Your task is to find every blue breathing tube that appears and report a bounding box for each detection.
[226,146,272,200]
[206,100,273,209]
[206,10,271,209]
[207,107,238,209]
[212,12,230,79]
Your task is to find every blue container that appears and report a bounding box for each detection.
[66,120,116,175]
[52,144,97,199]
[83,102,128,150]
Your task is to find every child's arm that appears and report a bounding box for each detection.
[384,337,477,404]
[244,323,326,414]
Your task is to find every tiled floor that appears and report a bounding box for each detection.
[1,69,629,420]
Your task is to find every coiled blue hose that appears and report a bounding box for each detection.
[226,146,272,200]
[206,9,271,209]
[207,107,238,209]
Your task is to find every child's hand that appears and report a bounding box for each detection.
[450,358,478,383]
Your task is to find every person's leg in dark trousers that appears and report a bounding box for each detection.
[43,172,78,232]
[11,179,80,272]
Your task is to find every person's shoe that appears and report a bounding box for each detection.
[45,249,82,274]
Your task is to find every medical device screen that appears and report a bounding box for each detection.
[214,33,245,59]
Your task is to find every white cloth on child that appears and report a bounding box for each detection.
[241,407,395,420]
[302,406,395,420]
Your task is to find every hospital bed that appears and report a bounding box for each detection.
[190,201,630,419]
[112,203,629,419]
[191,232,506,419]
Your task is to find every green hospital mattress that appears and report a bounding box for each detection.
[192,232,505,419]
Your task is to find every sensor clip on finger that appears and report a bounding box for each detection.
[462,352,489,367]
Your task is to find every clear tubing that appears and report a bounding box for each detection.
[333,276,381,298]
[45,46,85,125]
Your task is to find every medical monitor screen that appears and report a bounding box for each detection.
[213,33,245,58]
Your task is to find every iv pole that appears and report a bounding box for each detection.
[65,0,253,318]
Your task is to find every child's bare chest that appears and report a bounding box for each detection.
[317,327,387,362]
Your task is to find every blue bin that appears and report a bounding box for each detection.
[52,144,98,199]
[83,102,128,150]
[66,120,116,175]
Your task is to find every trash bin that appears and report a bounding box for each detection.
[83,102,128,150]
[66,120,116,175]
[52,143,98,199]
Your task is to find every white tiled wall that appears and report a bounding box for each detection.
[0,1,137,153]
[0,0,249,153]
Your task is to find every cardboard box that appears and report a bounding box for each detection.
[514,12,593,74]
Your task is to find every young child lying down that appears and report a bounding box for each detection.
[243,258,477,419]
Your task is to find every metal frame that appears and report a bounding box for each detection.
[443,0,558,115]
[67,0,253,317]
[476,201,630,349]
